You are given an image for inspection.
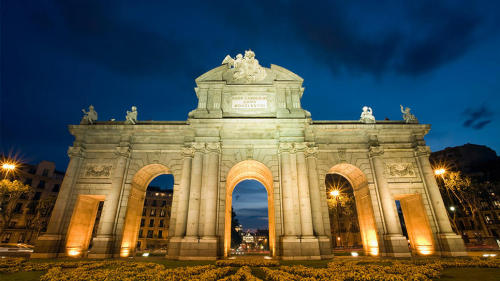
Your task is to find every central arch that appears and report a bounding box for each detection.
[327,163,379,256]
[224,160,275,257]
[120,163,170,257]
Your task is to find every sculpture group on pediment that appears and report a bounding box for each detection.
[222,50,267,83]
[81,105,98,124]
[360,106,376,123]
[125,106,138,124]
[400,105,418,123]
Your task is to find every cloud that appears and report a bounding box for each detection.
[209,0,495,76]
[463,105,494,130]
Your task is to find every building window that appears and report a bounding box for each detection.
[42,169,49,177]
[149,219,154,227]
[2,233,11,243]
[159,219,164,227]
[24,178,32,186]
[52,184,60,192]
[162,200,167,207]
[160,209,165,217]
[38,181,45,189]
[158,230,163,238]
[138,229,143,238]
[147,230,153,238]
[9,221,16,228]
[34,192,42,200]
[142,208,147,216]
[29,167,36,174]
[150,209,156,216]
[140,219,145,227]
[485,215,492,224]
[152,200,157,207]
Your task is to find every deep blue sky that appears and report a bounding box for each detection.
[233,180,268,231]
[2,0,500,171]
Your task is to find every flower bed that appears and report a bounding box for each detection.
[0,256,498,280]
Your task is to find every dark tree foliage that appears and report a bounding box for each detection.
[231,208,242,248]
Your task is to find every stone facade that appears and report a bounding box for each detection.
[33,52,466,259]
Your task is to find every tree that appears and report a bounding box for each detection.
[25,195,56,243]
[440,172,491,237]
[230,208,242,248]
[0,179,32,237]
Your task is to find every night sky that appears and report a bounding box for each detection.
[2,1,500,230]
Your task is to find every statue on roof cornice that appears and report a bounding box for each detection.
[222,50,267,83]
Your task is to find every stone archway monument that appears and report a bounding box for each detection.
[33,50,466,259]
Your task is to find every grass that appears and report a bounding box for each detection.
[438,268,500,281]
[0,271,44,281]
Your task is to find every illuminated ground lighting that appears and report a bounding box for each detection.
[434,168,446,176]
[264,256,272,260]
[120,248,130,258]
[369,247,379,256]
[417,245,433,256]
[483,254,497,257]
[142,252,149,257]
[67,248,81,257]
[330,189,340,197]
[351,252,359,257]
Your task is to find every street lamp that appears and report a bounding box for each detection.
[449,206,456,212]
[1,163,16,171]
[330,189,340,197]
[434,168,446,176]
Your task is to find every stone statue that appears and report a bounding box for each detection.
[400,105,418,123]
[80,105,97,124]
[359,106,376,123]
[125,106,138,124]
[222,50,267,83]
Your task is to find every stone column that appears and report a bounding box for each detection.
[305,146,331,257]
[167,146,194,258]
[90,146,130,257]
[279,143,296,237]
[415,146,466,256]
[174,147,195,237]
[295,144,314,237]
[185,143,205,237]
[32,146,84,258]
[202,143,220,238]
[369,146,410,257]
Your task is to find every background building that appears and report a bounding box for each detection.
[136,187,173,252]
[1,160,63,245]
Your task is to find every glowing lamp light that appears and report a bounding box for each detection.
[337,237,341,241]
[449,206,456,212]
[369,247,379,256]
[434,168,446,176]
[67,248,81,257]
[142,252,149,257]
[351,252,359,257]
[1,163,16,171]
[417,245,433,256]
[330,190,340,197]
[120,248,130,258]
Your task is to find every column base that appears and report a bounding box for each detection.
[166,237,182,259]
[178,236,218,260]
[281,236,321,260]
[437,233,467,256]
[88,235,115,258]
[31,234,64,258]
[318,236,333,258]
[381,234,411,257]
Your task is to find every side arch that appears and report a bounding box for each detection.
[120,163,170,257]
[224,160,275,257]
[327,163,379,256]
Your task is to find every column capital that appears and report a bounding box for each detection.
[191,142,206,152]
[279,142,294,153]
[305,146,318,158]
[415,145,431,157]
[294,142,308,153]
[182,146,196,158]
[67,146,85,158]
[114,146,131,158]
[369,146,384,157]
[205,142,221,153]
